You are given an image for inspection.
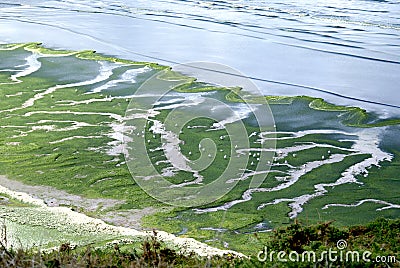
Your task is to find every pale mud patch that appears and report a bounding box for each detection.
[101,207,157,230]
[0,176,124,211]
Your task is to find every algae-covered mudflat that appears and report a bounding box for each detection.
[0,43,399,255]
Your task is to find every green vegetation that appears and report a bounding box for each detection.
[252,218,399,267]
[0,43,399,257]
[0,218,398,267]
[0,229,239,267]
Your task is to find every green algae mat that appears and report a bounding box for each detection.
[0,43,399,255]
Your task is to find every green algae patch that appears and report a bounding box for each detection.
[24,42,79,56]
[173,80,241,94]
[156,68,194,81]
[0,43,30,50]
[310,97,400,127]
[265,95,297,105]
[75,50,167,70]
[0,43,399,254]
[0,193,32,208]
[226,91,400,128]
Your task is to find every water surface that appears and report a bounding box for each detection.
[0,0,399,113]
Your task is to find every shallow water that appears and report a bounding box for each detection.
[0,0,399,114]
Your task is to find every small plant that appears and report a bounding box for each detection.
[140,229,178,266]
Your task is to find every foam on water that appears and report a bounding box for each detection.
[90,66,150,94]
[10,53,41,83]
